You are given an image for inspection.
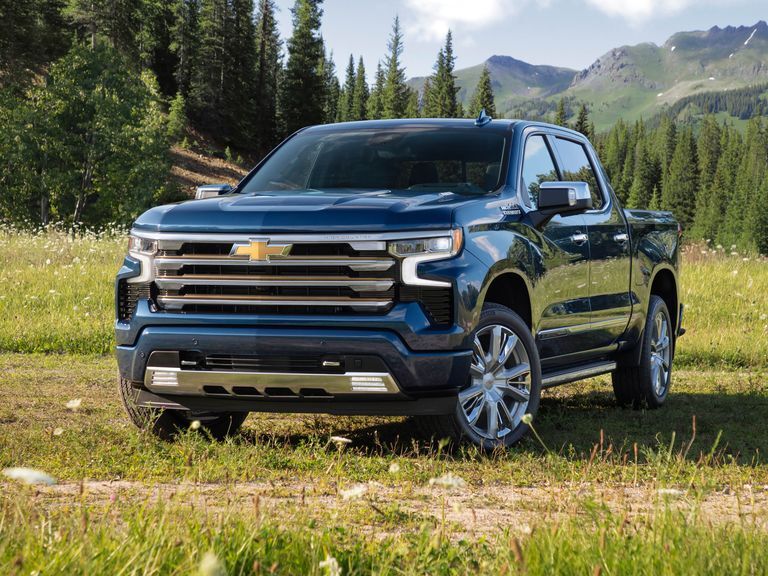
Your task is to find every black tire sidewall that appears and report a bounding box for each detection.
[454,303,542,449]
[639,295,673,407]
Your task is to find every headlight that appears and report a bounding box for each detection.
[389,229,462,287]
[128,235,157,256]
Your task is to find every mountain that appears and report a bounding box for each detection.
[412,21,768,130]
[409,55,575,104]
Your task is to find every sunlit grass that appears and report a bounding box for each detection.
[1,230,766,370]
[0,227,125,354]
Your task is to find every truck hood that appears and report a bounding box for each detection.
[133,189,475,233]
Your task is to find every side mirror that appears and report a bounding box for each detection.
[530,181,593,226]
[195,184,232,200]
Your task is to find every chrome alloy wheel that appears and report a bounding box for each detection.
[459,324,532,441]
[650,311,671,396]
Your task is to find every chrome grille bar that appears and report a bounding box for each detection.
[157,294,392,311]
[155,275,394,292]
[155,256,395,272]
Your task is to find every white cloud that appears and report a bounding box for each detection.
[404,0,527,41]
[583,0,741,23]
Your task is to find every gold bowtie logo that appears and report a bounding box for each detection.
[230,240,292,261]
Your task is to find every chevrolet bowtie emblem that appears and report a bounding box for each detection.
[229,239,292,261]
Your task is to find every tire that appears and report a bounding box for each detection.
[612,295,673,409]
[415,303,542,450]
[118,376,247,440]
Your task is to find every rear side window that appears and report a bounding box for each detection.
[552,137,603,209]
[521,135,559,209]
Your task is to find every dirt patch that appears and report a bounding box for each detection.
[170,146,248,196]
[14,480,768,538]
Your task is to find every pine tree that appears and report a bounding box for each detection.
[690,115,722,239]
[405,89,419,118]
[627,140,655,209]
[661,127,698,230]
[337,54,356,122]
[699,126,742,244]
[554,97,567,127]
[171,0,201,101]
[65,0,145,56]
[188,0,230,134]
[468,65,496,118]
[425,31,458,118]
[754,173,768,255]
[573,103,592,139]
[254,0,282,153]
[366,61,385,120]
[280,0,325,134]
[223,0,259,147]
[321,50,340,124]
[351,57,369,121]
[381,16,410,119]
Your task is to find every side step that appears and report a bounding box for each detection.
[542,361,617,389]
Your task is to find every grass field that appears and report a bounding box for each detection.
[1,229,768,573]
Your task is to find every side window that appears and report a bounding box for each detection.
[521,135,559,209]
[552,137,604,209]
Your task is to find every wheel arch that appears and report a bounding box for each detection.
[478,269,533,331]
[649,266,679,335]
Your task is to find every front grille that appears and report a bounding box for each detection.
[153,237,397,316]
[117,280,151,321]
[144,235,454,326]
[191,354,344,373]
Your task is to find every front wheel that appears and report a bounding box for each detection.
[612,295,674,408]
[118,376,247,440]
[415,303,542,450]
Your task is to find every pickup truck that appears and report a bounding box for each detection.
[116,117,683,449]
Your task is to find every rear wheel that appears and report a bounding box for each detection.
[612,295,673,408]
[416,303,542,450]
[118,376,247,440]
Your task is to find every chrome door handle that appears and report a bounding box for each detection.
[614,233,629,244]
[571,233,588,246]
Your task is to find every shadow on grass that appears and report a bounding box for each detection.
[239,389,768,464]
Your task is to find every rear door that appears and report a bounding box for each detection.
[550,136,632,349]
[520,133,592,358]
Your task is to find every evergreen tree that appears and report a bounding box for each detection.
[223,0,259,147]
[188,0,230,134]
[337,54,356,122]
[573,103,592,139]
[554,97,567,127]
[254,0,282,153]
[280,0,325,134]
[381,16,410,119]
[754,173,768,255]
[468,65,496,118]
[351,57,369,121]
[65,0,145,56]
[661,127,698,230]
[698,126,741,243]
[627,140,655,209]
[425,31,459,118]
[366,61,385,120]
[171,0,201,101]
[321,50,340,124]
[405,89,419,118]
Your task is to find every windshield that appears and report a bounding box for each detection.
[240,127,507,195]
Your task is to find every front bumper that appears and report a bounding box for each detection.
[117,325,472,414]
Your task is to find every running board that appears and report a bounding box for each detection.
[542,361,617,389]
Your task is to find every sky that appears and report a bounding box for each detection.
[271,0,767,78]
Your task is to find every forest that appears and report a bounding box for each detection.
[1,0,767,254]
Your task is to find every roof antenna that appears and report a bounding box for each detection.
[475,108,492,127]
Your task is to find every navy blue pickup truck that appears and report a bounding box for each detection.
[116,118,683,449]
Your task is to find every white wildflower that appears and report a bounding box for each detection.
[198,551,227,576]
[2,467,56,486]
[429,472,466,490]
[340,484,368,500]
[658,488,685,496]
[53,428,64,436]
[388,462,401,474]
[319,554,341,576]
[189,420,202,431]
[65,398,82,411]
[330,435,352,445]
[521,413,534,425]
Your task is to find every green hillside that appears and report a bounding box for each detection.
[415,21,768,131]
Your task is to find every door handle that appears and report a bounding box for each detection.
[613,233,629,244]
[571,233,588,246]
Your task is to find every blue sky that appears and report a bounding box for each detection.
[272,0,766,78]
